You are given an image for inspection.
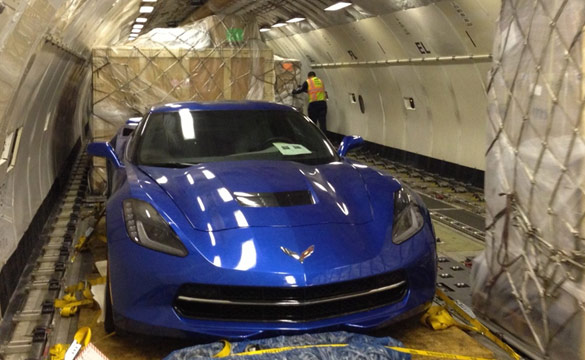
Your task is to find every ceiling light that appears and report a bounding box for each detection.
[129,36,137,40]
[272,20,287,28]
[287,17,306,23]
[133,24,144,29]
[131,29,141,34]
[324,1,352,11]
[139,6,154,13]
[136,17,148,23]
[142,0,157,2]
[259,27,271,32]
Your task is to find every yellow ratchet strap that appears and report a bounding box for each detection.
[386,346,495,360]
[421,305,476,332]
[434,289,521,360]
[213,341,496,360]
[213,340,232,358]
[69,236,86,263]
[49,327,92,360]
[74,326,92,346]
[71,224,99,262]
[74,235,88,251]
[49,343,68,360]
[54,277,106,317]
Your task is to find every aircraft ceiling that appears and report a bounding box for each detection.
[138,0,442,38]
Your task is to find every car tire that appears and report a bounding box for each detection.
[104,274,115,334]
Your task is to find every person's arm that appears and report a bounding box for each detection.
[292,81,308,95]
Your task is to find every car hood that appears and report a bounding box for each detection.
[139,160,373,231]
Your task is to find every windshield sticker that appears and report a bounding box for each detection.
[273,143,312,156]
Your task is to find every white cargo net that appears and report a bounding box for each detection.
[472,1,585,359]
[91,14,301,141]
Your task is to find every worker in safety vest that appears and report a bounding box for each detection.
[293,71,328,132]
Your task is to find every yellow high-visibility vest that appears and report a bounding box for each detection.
[307,77,326,102]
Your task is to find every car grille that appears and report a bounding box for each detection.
[173,271,408,322]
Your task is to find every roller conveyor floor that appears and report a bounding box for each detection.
[0,152,91,360]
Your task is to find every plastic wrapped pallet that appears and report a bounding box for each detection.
[274,55,304,112]
[163,332,409,360]
[471,1,585,358]
[91,15,275,141]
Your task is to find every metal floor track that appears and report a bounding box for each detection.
[0,152,90,360]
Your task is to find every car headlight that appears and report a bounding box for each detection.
[392,187,424,244]
[123,199,188,257]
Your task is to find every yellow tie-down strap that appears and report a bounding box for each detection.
[432,289,521,360]
[54,277,106,317]
[49,343,68,360]
[212,289,522,360]
[212,341,496,360]
[49,327,92,360]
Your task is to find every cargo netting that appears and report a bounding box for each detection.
[471,0,585,358]
[91,14,302,141]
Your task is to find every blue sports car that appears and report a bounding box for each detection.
[88,101,437,339]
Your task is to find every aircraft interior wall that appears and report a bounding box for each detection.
[266,0,499,171]
[0,0,143,312]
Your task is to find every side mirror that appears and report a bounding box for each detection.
[337,135,364,157]
[87,142,124,169]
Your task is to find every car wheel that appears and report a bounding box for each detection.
[104,274,115,334]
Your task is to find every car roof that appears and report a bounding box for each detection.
[150,101,295,113]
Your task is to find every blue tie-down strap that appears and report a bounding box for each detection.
[163,331,410,360]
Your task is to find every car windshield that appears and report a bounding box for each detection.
[134,109,338,166]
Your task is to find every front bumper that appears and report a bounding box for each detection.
[107,212,437,339]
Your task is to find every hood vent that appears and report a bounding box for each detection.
[234,190,315,208]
